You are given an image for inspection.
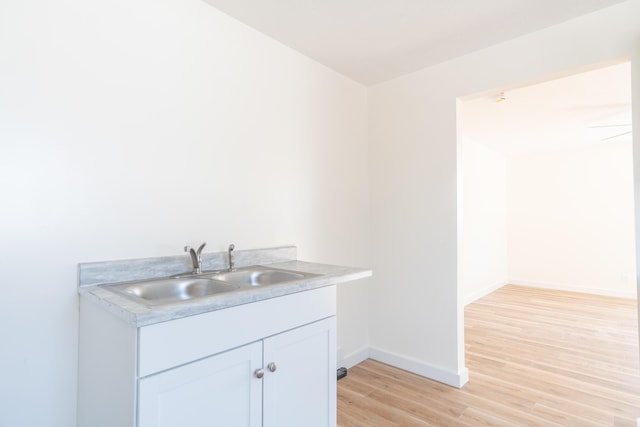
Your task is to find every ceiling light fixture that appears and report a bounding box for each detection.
[601,130,632,141]
[587,123,633,141]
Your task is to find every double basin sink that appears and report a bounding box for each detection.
[109,266,318,306]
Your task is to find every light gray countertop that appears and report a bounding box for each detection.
[80,260,371,327]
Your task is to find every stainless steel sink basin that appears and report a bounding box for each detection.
[106,266,317,306]
[110,278,239,305]
[208,267,317,287]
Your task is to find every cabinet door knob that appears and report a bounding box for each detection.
[254,368,264,379]
[267,362,277,372]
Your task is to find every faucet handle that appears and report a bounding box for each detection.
[184,245,200,274]
[196,242,207,256]
[228,243,236,271]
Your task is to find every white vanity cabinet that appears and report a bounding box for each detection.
[138,341,263,427]
[77,285,336,427]
[262,318,336,427]
[138,318,335,427]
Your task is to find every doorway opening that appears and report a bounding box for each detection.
[458,61,635,303]
[456,59,639,422]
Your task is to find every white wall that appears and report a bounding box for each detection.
[369,0,640,387]
[634,23,640,343]
[459,138,508,304]
[0,0,369,425]
[507,143,637,297]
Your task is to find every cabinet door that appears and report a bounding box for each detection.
[262,317,336,427]
[138,341,262,427]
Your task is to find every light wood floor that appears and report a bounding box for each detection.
[337,285,640,426]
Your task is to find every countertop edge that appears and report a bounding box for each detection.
[79,260,372,327]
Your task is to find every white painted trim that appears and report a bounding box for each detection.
[509,279,638,299]
[368,347,469,388]
[340,346,370,369]
[464,281,507,305]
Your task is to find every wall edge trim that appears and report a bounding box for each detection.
[368,346,469,388]
[509,279,637,299]
[341,347,370,369]
[464,281,508,305]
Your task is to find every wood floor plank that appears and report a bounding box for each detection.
[338,285,640,426]
[339,384,434,426]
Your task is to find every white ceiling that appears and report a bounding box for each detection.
[460,62,632,154]
[202,0,628,85]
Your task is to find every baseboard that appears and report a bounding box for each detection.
[464,281,507,305]
[368,346,468,388]
[340,346,370,369]
[509,279,637,299]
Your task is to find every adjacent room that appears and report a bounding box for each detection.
[459,62,636,302]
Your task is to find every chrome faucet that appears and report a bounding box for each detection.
[184,242,206,274]
[228,244,235,271]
